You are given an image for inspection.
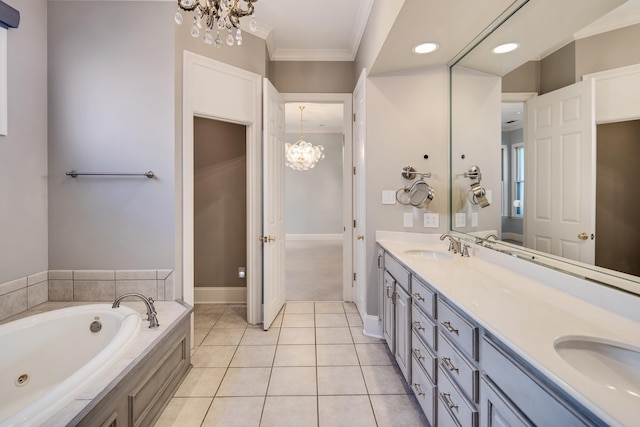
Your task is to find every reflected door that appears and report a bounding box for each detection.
[525,79,595,263]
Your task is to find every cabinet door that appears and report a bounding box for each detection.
[382,272,395,353]
[395,284,411,382]
[480,377,532,427]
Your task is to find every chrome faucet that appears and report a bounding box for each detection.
[440,233,471,257]
[440,233,461,254]
[112,293,160,329]
[485,234,499,241]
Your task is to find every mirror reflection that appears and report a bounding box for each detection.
[450,0,640,290]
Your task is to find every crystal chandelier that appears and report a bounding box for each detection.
[285,106,325,171]
[174,0,258,48]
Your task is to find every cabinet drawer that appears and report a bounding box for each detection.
[482,337,593,426]
[412,331,437,383]
[411,276,436,319]
[412,304,436,350]
[438,367,478,427]
[384,253,410,292]
[439,331,478,403]
[411,357,436,425]
[437,299,478,361]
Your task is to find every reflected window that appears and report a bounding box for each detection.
[512,143,524,217]
[501,145,508,217]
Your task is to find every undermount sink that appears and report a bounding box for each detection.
[404,249,453,261]
[554,335,640,399]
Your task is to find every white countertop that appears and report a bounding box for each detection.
[377,232,640,427]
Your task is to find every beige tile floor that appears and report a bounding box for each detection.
[154,301,428,427]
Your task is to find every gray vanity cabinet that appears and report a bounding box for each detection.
[377,244,609,427]
[480,337,601,427]
[395,283,412,382]
[436,298,480,427]
[382,271,395,354]
[410,276,438,426]
[381,252,412,382]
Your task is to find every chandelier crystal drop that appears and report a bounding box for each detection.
[285,106,325,171]
[174,0,258,48]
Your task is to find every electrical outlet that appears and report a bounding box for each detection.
[455,213,466,227]
[471,212,478,227]
[423,213,439,228]
[403,213,414,228]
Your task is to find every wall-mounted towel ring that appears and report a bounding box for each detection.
[409,180,435,208]
[396,165,435,208]
[464,165,490,208]
[470,182,489,207]
[396,186,412,205]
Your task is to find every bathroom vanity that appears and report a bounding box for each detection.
[377,232,640,427]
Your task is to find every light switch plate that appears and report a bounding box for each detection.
[423,213,439,228]
[455,213,466,227]
[382,190,396,205]
[403,213,414,227]
[471,212,478,227]
[486,190,492,205]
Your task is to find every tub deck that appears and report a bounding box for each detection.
[1,300,192,426]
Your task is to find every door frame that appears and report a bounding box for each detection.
[281,93,354,301]
[181,52,263,331]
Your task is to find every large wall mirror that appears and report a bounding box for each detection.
[450,0,640,295]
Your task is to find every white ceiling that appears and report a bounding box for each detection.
[250,0,640,132]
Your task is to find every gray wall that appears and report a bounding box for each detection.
[194,118,246,287]
[269,61,356,93]
[285,132,343,235]
[364,67,449,314]
[47,1,175,269]
[0,0,48,284]
[504,23,640,94]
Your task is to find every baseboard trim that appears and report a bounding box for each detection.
[363,313,383,338]
[285,234,343,241]
[194,286,247,304]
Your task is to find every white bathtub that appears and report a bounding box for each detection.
[0,304,141,427]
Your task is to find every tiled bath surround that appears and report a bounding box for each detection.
[0,269,174,321]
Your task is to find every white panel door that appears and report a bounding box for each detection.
[263,79,286,330]
[352,70,367,315]
[525,79,595,263]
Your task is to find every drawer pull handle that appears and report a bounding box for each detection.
[413,348,425,360]
[442,357,459,374]
[413,383,425,396]
[412,292,425,301]
[413,321,425,331]
[441,392,459,412]
[441,320,459,335]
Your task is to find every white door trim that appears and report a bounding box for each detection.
[181,51,263,328]
[281,92,354,302]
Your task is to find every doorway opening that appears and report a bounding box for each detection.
[500,101,525,245]
[284,102,344,301]
[193,117,248,304]
[595,119,640,277]
[281,95,353,303]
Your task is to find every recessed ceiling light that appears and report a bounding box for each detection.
[413,42,439,54]
[492,42,520,54]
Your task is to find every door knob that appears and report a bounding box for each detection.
[357,235,365,240]
[268,235,276,242]
[578,232,594,241]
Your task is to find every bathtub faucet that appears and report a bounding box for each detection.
[112,293,160,329]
